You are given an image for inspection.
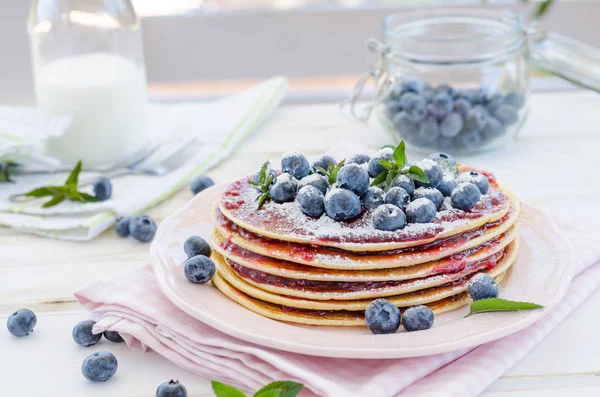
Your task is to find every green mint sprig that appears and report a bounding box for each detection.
[212,380,303,397]
[248,160,275,210]
[22,161,98,208]
[0,163,16,183]
[468,298,544,316]
[314,159,345,186]
[372,141,429,190]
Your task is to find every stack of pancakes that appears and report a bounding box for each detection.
[210,167,520,326]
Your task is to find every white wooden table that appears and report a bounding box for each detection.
[2,90,600,397]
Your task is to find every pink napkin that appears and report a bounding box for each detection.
[75,143,600,397]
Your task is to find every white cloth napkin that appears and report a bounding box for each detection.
[0,77,288,240]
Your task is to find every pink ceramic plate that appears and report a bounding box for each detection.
[150,184,575,359]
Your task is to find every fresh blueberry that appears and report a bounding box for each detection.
[413,187,444,210]
[467,273,499,301]
[437,175,458,197]
[436,84,456,97]
[72,320,102,347]
[402,305,434,332]
[439,112,464,138]
[269,173,298,203]
[347,153,371,165]
[454,98,472,118]
[372,204,406,231]
[398,92,419,108]
[190,176,214,195]
[82,351,118,382]
[93,177,112,201]
[296,185,325,217]
[298,174,329,195]
[391,175,415,196]
[336,164,370,196]
[183,236,211,258]
[401,94,428,123]
[473,88,491,105]
[429,93,454,120]
[7,309,37,337]
[416,116,440,143]
[486,95,504,115]
[184,255,216,284]
[324,188,361,221]
[401,78,424,94]
[281,150,310,179]
[384,187,411,210]
[384,99,403,119]
[493,105,519,126]
[365,299,401,335]
[312,155,337,175]
[456,88,478,103]
[103,331,124,343]
[457,171,489,194]
[465,106,488,131]
[503,92,525,109]
[361,187,385,210]
[422,88,436,102]
[114,217,131,238]
[428,153,458,177]
[392,112,418,138]
[157,380,188,397]
[406,198,437,223]
[367,147,393,178]
[129,215,157,243]
[413,159,443,188]
[451,182,482,211]
[454,130,483,151]
[481,117,506,140]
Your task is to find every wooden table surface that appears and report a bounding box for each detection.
[2,90,600,396]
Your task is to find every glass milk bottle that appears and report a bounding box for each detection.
[28,0,149,168]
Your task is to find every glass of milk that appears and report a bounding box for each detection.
[28,0,150,168]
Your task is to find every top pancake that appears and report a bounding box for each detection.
[219,168,517,252]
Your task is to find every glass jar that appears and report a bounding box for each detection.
[28,0,149,168]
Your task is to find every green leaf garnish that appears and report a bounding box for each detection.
[212,381,247,397]
[0,163,16,183]
[406,165,430,184]
[254,381,303,397]
[316,159,345,186]
[371,170,388,187]
[249,160,275,210]
[469,298,544,316]
[392,141,406,167]
[372,141,429,189]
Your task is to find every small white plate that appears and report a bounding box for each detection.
[150,184,575,359]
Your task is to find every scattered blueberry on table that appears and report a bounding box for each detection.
[157,380,188,397]
[7,309,37,337]
[82,351,118,382]
[184,255,216,284]
[93,177,112,201]
[103,330,125,343]
[129,214,158,243]
[184,236,212,258]
[401,305,435,332]
[73,320,102,347]
[115,217,131,238]
[190,176,214,195]
[365,299,401,335]
[468,273,499,301]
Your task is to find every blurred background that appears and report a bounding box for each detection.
[2,0,598,104]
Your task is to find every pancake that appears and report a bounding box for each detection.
[213,237,518,308]
[218,168,516,252]
[212,272,507,326]
[211,225,518,281]
[213,202,520,269]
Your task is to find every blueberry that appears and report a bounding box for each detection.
[481,117,506,140]
[406,198,437,223]
[93,177,112,201]
[324,188,361,221]
[296,185,325,217]
[7,309,37,337]
[457,171,489,194]
[436,84,456,97]
[391,175,415,196]
[384,187,410,210]
[401,78,424,94]
[115,217,131,238]
[454,130,483,151]
[384,99,403,119]
[401,305,434,332]
[474,88,491,105]
[346,153,371,165]
[298,174,329,195]
[157,380,188,397]
[82,351,118,382]
[72,320,102,347]
[365,299,401,335]
[429,93,454,120]
[312,155,337,175]
[439,112,463,138]
[451,182,482,211]
[413,159,443,188]
[392,112,418,137]
[413,187,444,210]
[367,147,393,178]
[454,98,472,118]
[416,116,440,143]
[372,204,406,231]
[486,95,504,115]
[398,92,419,108]
[183,236,212,258]
[184,255,216,284]
[465,106,488,131]
[269,173,298,203]
[129,215,157,243]
[437,175,458,197]
[456,88,478,103]
[422,88,436,102]
[402,94,428,123]
[190,176,214,195]
[336,164,370,196]
[493,105,519,126]
[467,273,499,301]
[428,153,458,177]
[361,187,385,210]
[103,330,124,343]
[281,150,310,179]
[503,92,525,109]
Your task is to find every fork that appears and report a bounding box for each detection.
[8,138,201,203]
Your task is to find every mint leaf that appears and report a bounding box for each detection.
[406,165,430,184]
[42,193,66,208]
[259,160,270,182]
[378,160,394,170]
[0,163,15,183]
[385,169,399,189]
[254,381,304,397]
[66,160,82,186]
[248,180,260,187]
[314,166,328,176]
[535,0,554,18]
[469,298,544,315]
[256,192,269,210]
[24,187,58,197]
[392,141,406,167]
[212,381,247,397]
[250,160,274,210]
[328,159,345,185]
[371,170,388,187]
